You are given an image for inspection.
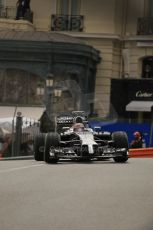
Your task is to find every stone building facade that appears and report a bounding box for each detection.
[0,0,153,120]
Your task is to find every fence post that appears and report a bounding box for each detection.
[15,112,23,156]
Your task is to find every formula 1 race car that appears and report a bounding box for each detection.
[34,111,129,163]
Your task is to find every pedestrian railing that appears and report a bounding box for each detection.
[0,6,33,23]
[0,120,40,158]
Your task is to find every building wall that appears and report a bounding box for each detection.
[28,0,117,33]
[125,0,144,35]
[123,41,153,78]
[3,0,149,35]
[93,39,113,117]
[80,37,122,117]
[80,0,116,33]
[4,0,121,33]
[30,0,56,31]
[1,0,153,118]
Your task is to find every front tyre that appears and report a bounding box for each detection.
[44,133,60,164]
[112,131,129,163]
[34,133,45,161]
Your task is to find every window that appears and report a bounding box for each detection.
[144,0,153,17]
[142,57,153,78]
[138,0,153,35]
[149,0,153,17]
[0,0,4,6]
[52,0,83,31]
[56,0,81,15]
[0,0,4,16]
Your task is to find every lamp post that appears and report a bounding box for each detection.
[45,73,54,119]
[53,87,62,132]
[37,73,62,132]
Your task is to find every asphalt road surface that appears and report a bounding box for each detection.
[0,158,153,230]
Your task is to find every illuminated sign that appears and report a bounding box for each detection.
[135,91,153,98]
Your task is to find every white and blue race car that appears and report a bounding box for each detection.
[34,111,129,163]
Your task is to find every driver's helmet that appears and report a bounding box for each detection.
[73,123,85,132]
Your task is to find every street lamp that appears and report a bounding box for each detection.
[37,73,62,132]
[46,73,54,88]
[36,84,44,96]
[54,88,62,98]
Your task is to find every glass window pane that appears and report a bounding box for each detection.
[149,0,153,16]
[56,0,81,15]
[57,0,69,15]
[71,0,80,15]
[0,0,3,6]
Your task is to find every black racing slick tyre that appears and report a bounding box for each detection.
[34,133,45,161]
[44,132,60,164]
[112,131,129,163]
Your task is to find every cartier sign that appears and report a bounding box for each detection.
[136,91,153,98]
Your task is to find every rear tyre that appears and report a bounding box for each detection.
[112,131,129,163]
[44,133,60,163]
[34,133,45,161]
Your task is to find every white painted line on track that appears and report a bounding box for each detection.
[0,164,44,174]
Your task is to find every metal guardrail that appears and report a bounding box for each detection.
[0,6,33,23]
[51,14,84,31]
[0,6,16,19]
[0,155,34,160]
[0,119,40,158]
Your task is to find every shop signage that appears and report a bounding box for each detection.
[135,91,153,98]
[111,79,153,119]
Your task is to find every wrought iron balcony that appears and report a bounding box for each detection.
[51,14,84,31]
[137,17,153,35]
[0,6,33,23]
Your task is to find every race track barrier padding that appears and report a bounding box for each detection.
[129,148,153,158]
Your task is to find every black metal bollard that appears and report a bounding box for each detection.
[15,112,23,156]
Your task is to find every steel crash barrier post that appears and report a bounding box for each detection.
[129,148,153,158]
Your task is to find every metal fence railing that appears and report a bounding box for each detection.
[0,118,40,158]
[0,6,16,19]
[5,6,16,19]
[0,6,33,22]
[51,14,84,31]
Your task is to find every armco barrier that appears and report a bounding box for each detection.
[0,155,34,160]
[129,148,153,158]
